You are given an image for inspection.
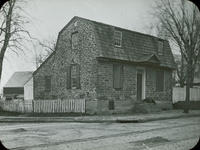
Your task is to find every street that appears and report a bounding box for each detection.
[0,117,199,150]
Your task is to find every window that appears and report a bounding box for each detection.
[45,76,51,92]
[156,70,164,91]
[71,32,78,49]
[158,40,164,55]
[109,100,115,110]
[114,31,122,47]
[66,64,80,89]
[113,64,123,89]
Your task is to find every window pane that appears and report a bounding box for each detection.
[72,32,78,49]
[70,64,80,89]
[114,31,122,47]
[76,65,81,89]
[71,65,76,88]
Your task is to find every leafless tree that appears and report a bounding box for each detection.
[175,54,186,87]
[146,11,186,87]
[152,0,200,113]
[0,0,9,9]
[33,38,56,68]
[0,0,33,83]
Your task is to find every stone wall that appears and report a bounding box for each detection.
[33,18,99,106]
[95,61,173,114]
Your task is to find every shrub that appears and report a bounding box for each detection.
[142,97,156,104]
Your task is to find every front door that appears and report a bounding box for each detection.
[137,72,143,101]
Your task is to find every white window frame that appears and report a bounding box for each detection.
[114,31,122,47]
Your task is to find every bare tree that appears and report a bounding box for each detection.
[33,38,56,68]
[175,54,186,87]
[146,12,186,87]
[0,0,9,9]
[152,0,200,113]
[0,0,33,83]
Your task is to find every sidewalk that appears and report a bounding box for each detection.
[0,110,199,123]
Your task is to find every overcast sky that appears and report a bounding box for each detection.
[1,0,158,91]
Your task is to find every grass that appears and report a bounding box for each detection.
[0,110,22,116]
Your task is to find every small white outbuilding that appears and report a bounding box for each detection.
[3,71,33,101]
[24,77,33,101]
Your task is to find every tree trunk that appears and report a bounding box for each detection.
[0,47,7,84]
[179,78,185,87]
[0,0,14,83]
[0,57,3,83]
[184,61,193,113]
[184,78,190,113]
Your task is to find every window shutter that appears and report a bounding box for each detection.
[45,76,51,92]
[113,64,123,89]
[120,65,124,88]
[156,70,164,91]
[71,32,78,49]
[109,100,115,110]
[66,66,71,89]
[76,65,81,89]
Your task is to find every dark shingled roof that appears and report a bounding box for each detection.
[4,71,33,88]
[75,16,175,69]
[34,16,176,76]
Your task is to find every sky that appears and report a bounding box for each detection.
[1,0,159,91]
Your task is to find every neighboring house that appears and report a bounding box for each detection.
[3,71,33,100]
[33,16,176,114]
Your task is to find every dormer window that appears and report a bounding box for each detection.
[71,32,78,49]
[158,40,163,55]
[114,31,122,47]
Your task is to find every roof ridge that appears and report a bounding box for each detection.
[75,16,166,41]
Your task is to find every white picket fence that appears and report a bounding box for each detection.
[0,100,33,113]
[0,99,85,113]
[173,87,200,103]
[33,99,85,113]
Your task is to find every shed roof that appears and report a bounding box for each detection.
[4,71,33,88]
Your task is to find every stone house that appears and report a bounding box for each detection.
[33,16,176,114]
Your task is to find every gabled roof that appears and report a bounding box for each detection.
[4,71,33,88]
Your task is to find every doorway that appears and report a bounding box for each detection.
[136,69,145,101]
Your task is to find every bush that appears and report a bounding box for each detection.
[142,97,156,104]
